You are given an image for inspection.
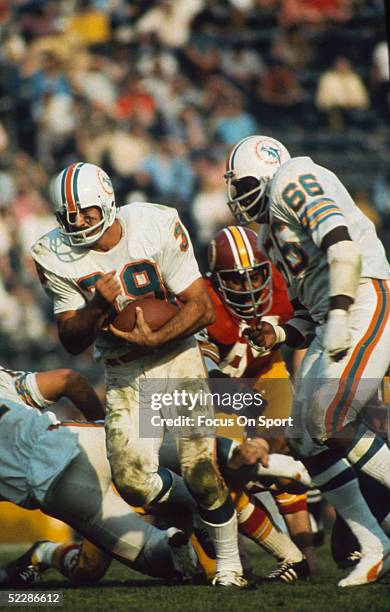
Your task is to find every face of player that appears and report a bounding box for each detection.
[222,269,264,300]
[220,268,269,316]
[63,206,103,236]
[229,176,267,224]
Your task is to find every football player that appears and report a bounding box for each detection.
[0,391,198,586]
[0,364,311,586]
[30,163,244,587]
[224,134,390,587]
[0,365,104,421]
[198,225,316,579]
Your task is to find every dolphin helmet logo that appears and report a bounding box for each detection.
[255,140,281,164]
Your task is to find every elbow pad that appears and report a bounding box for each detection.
[327,240,361,300]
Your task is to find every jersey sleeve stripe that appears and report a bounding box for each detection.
[309,211,344,230]
[303,197,336,213]
[298,199,337,222]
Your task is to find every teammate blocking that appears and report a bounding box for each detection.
[224,134,390,587]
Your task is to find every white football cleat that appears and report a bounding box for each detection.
[166,527,198,583]
[338,547,390,587]
[212,571,248,588]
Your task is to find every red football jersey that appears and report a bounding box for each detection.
[202,265,293,378]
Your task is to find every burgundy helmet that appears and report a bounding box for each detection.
[208,225,272,319]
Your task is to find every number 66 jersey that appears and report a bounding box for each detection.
[258,156,390,323]
[30,202,200,360]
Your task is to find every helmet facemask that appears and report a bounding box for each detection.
[216,260,272,320]
[57,202,116,247]
[225,173,269,225]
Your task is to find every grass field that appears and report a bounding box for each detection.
[1,541,390,612]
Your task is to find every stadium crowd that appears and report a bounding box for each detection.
[0,0,388,375]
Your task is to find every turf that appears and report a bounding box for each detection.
[0,542,389,612]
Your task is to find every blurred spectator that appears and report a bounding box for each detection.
[211,98,258,145]
[114,73,158,129]
[71,54,117,113]
[65,0,111,50]
[18,0,61,42]
[184,21,221,79]
[370,41,389,121]
[220,43,265,92]
[279,0,352,28]
[256,60,303,126]
[270,26,315,70]
[135,136,195,208]
[26,51,72,121]
[315,56,369,130]
[192,156,236,249]
[135,0,204,50]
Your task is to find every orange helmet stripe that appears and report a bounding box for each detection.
[64,163,79,213]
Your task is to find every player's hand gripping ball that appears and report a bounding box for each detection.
[109,298,178,348]
[113,298,178,332]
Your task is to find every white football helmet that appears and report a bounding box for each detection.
[225,135,290,224]
[50,162,116,246]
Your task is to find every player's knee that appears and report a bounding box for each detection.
[114,478,151,507]
[184,458,222,508]
[113,467,154,507]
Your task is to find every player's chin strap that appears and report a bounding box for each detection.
[327,240,361,302]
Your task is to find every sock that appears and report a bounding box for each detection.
[347,427,390,489]
[59,545,81,579]
[199,496,242,575]
[306,488,324,545]
[306,489,323,524]
[156,471,196,510]
[150,467,174,503]
[307,451,389,554]
[238,501,303,563]
[34,541,61,566]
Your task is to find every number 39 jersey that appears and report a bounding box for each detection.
[30,202,201,360]
[258,157,390,322]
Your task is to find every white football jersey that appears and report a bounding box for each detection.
[0,395,80,508]
[31,202,201,359]
[258,157,390,322]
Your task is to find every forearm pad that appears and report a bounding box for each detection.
[327,240,361,301]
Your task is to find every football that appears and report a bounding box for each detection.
[112,298,179,332]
